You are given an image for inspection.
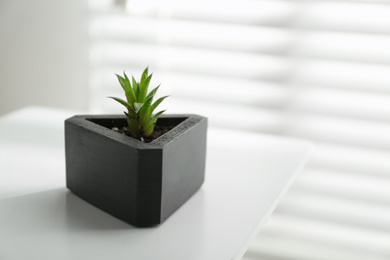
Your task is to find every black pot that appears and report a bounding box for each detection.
[65,114,207,227]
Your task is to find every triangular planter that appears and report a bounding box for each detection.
[65,114,207,227]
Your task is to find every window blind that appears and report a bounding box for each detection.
[89,0,390,259]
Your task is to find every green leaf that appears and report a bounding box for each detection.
[144,110,166,136]
[140,67,149,83]
[133,102,144,113]
[146,84,160,101]
[138,95,154,123]
[143,126,153,136]
[115,74,129,93]
[151,110,166,124]
[150,95,169,114]
[132,76,139,100]
[123,72,137,103]
[138,74,152,103]
[108,96,134,110]
[149,110,166,127]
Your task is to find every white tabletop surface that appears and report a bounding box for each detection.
[0,107,312,260]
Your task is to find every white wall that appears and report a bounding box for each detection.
[0,0,89,115]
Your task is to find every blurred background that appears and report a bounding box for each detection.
[1,0,390,259]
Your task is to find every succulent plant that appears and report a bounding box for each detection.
[109,67,168,139]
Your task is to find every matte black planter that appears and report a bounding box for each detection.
[65,114,207,227]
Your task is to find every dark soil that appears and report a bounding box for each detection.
[111,124,175,143]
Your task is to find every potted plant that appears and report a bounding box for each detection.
[65,67,207,227]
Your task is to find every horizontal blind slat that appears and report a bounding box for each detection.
[308,142,390,176]
[291,61,390,92]
[90,16,292,53]
[126,0,296,25]
[245,231,387,260]
[90,42,289,79]
[262,214,390,254]
[295,2,390,34]
[286,114,390,150]
[294,32,390,64]
[276,191,390,231]
[294,167,390,205]
[291,87,390,122]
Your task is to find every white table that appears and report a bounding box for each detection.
[0,107,312,260]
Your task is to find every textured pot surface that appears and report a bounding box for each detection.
[65,114,207,227]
